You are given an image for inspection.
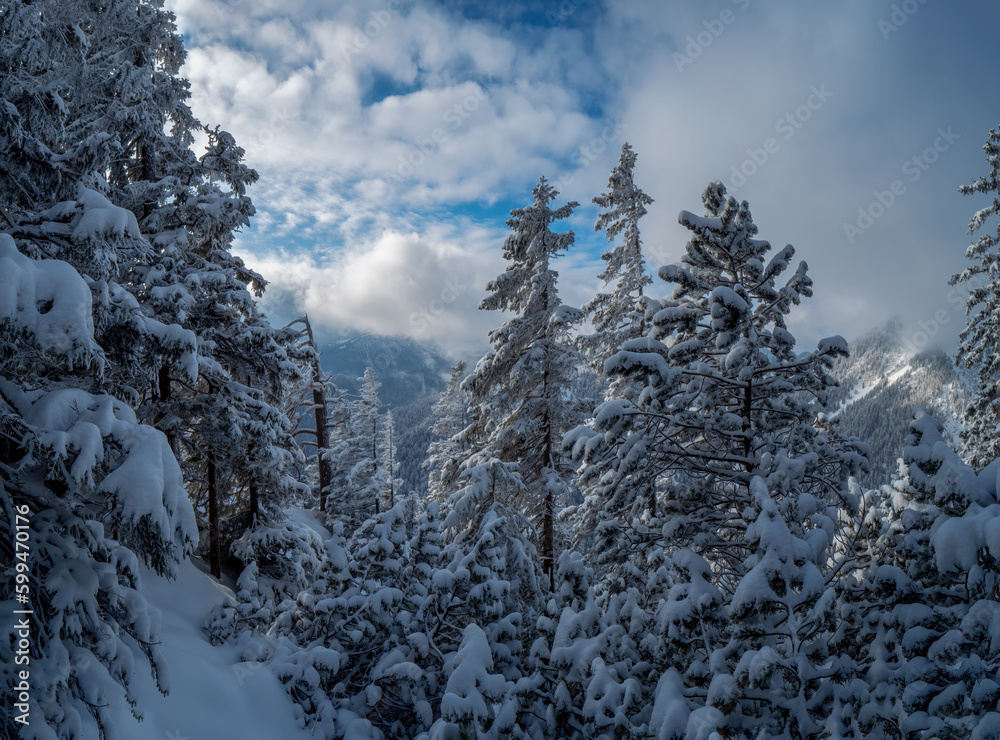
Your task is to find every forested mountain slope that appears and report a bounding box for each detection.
[319,334,451,497]
[827,318,967,487]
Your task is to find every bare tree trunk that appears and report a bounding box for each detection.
[207,459,221,579]
[387,421,395,509]
[156,365,178,456]
[541,489,554,584]
[742,381,753,469]
[373,418,380,515]
[248,479,259,527]
[302,317,334,511]
[541,417,555,584]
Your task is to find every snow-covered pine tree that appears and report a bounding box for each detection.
[567,144,655,589]
[356,368,386,514]
[428,624,514,739]
[951,125,1000,471]
[524,551,607,738]
[433,492,541,736]
[0,0,201,408]
[135,123,307,578]
[1,9,311,737]
[325,368,384,533]
[0,5,215,736]
[424,361,470,506]
[324,391,363,529]
[569,180,867,588]
[262,504,413,739]
[638,477,853,739]
[204,517,332,644]
[0,239,196,738]
[842,406,1000,739]
[381,410,404,510]
[721,477,846,737]
[579,142,654,380]
[2,0,306,582]
[462,177,584,582]
[259,498,525,740]
[74,0,306,578]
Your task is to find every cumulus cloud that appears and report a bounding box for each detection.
[239,225,495,356]
[168,0,1000,357]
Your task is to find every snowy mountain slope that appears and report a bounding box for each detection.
[827,318,968,488]
[91,559,311,740]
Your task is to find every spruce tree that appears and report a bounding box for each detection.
[568,144,655,587]
[569,180,867,586]
[951,126,1000,470]
[844,407,1000,739]
[580,141,654,379]
[462,176,584,582]
[326,368,383,532]
[425,361,470,506]
[357,367,385,514]
[0,229,196,738]
[381,409,404,510]
[0,5,303,735]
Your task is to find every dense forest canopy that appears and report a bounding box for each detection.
[3,3,1000,739]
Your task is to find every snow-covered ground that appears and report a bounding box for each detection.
[90,558,311,740]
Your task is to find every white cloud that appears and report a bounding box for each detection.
[239,224,503,357]
[168,0,999,358]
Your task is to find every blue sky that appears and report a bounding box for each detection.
[166,0,1000,359]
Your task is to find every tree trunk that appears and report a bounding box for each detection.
[248,478,259,527]
[207,459,221,579]
[540,351,556,583]
[373,418,380,515]
[541,404,555,583]
[387,422,395,509]
[302,317,333,511]
[742,380,753,469]
[156,364,178,456]
[541,485,554,584]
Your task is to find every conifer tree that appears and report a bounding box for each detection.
[843,407,1000,739]
[2,0,305,581]
[951,126,1000,470]
[580,142,654,380]
[0,4,213,735]
[462,177,584,582]
[0,227,196,738]
[284,316,338,510]
[569,181,866,585]
[326,368,384,531]
[568,144,657,588]
[425,361,469,505]
[382,409,404,509]
[0,5,304,735]
[356,367,385,514]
